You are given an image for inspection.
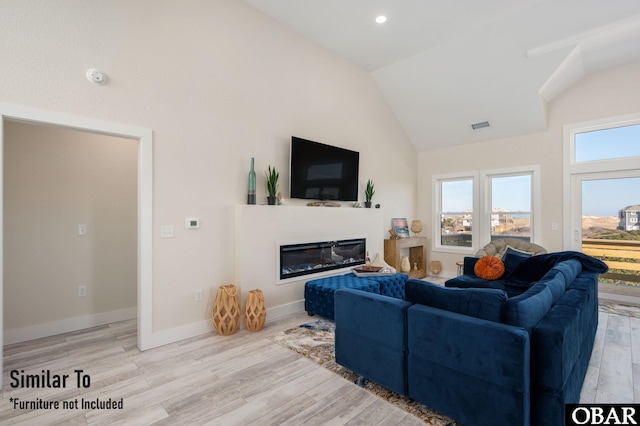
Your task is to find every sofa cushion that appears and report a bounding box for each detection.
[474,256,506,280]
[463,256,480,275]
[501,281,554,331]
[446,274,507,290]
[531,303,583,390]
[405,279,507,322]
[538,270,567,303]
[502,246,533,278]
[553,258,582,285]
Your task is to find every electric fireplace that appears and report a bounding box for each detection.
[279,238,366,280]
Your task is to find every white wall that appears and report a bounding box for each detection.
[0,0,416,340]
[418,60,640,276]
[3,121,138,341]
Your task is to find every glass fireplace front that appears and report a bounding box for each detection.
[280,238,366,280]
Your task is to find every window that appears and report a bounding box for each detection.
[488,174,532,242]
[575,123,640,163]
[437,177,474,249]
[434,166,539,254]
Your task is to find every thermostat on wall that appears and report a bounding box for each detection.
[185,218,200,229]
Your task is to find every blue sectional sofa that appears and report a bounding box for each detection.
[334,252,608,426]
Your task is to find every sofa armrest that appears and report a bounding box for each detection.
[407,304,530,426]
[334,288,412,395]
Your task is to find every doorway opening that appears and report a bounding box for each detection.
[4,121,138,344]
[0,104,153,387]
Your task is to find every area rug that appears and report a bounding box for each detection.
[598,301,640,318]
[268,319,459,425]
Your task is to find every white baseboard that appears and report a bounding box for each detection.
[145,299,306,349]
[265,299,305,322]
[4,300,307,349]
[4,307,137,345]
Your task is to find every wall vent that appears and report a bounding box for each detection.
[470,121,491,130]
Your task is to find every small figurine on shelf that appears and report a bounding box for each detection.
[388,229,400,240]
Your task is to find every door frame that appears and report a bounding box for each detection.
[568,171,640,251]
[0,103,154,386]
[563,112,640,249]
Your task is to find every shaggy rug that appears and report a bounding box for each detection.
[269,319,458,425]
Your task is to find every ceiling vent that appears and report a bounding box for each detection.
[470,121,491,130]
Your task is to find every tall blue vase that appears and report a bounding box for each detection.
[247,157,256,204]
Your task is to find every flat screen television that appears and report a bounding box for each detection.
[289,136,359,202]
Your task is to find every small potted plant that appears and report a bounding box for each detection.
[265,165,279,205]
[364,179,375,208]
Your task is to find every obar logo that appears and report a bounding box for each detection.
[566,405,639,425]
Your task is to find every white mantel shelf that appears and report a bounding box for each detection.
[234,205,384,320]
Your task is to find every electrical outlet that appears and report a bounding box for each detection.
[78,286,87,297]
[195,289,203,302]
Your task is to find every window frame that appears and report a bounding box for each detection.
[432,172,479,256]
[433,165,540,255]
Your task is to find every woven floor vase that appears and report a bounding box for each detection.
[244,289,266,332]
[212,284,241,336]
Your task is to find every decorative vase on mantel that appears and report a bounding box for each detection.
[247,157,256,205]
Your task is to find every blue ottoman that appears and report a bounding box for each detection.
[365,273,409,299]
[304,274,380,320]
[304,273,410,320]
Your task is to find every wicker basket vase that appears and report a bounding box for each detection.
[244,289,266,332]
[211,284,241,336]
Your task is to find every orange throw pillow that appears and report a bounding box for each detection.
[474,256,505,280]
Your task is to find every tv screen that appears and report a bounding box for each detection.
[289,137,359,201]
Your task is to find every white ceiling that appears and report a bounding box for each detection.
[241,0,640,151]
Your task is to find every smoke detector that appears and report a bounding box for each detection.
[86,69,107,85]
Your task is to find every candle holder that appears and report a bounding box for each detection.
[430,260,442,275]
[410,220,423,236]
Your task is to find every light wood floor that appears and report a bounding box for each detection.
[1,306,638,425]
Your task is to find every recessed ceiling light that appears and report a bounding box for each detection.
[375,16,387,24]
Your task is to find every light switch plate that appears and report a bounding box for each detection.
[160,225,174,238]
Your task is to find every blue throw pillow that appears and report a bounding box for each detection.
[502,246,532,278]
[405,279,507,322]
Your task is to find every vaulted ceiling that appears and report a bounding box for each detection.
[241,0,640,151]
